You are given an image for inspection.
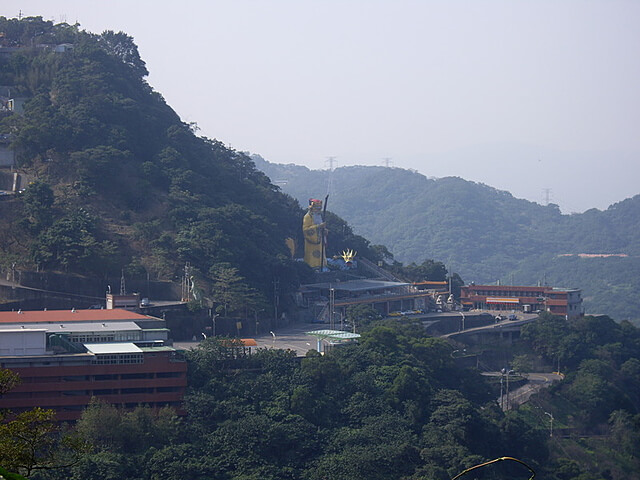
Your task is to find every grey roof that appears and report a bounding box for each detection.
[0,328,47,333]
[0,321,141,334]
[303,279,410,292]
[306,329,361,340]
[84,343,142,354]
[138,346,177,352]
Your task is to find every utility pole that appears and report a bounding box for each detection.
[273,278,279,329]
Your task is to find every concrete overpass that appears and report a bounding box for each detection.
[441,312,539,344]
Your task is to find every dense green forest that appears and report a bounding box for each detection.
[2,311,638,479]
[252,157,640,322]
[0,16,380,315]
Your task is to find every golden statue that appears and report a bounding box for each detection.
[303,198,327,269]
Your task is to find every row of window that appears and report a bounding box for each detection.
[68,333,141,343]
[19,371,184,383]
[1,386,183,399]
[91,353,144,365]
[9,401,184,414]
[68,335,115,343]
[471,290,545,298]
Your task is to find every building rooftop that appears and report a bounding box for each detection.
[84,343,143,354]
[304,279,410,292]
[0,328,47,333]
[0,321,141,333]
[0,309,151,324]
[138,346,176,353]
[464,285,580,293]
[306,329,361,340]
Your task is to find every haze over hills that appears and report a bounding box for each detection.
[409,143,640,214]
[252,155,640,322]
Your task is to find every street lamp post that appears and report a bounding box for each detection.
[545,411,554,437]
[500,367,511,410]
[329,287,335,330]
[212,313,219,337]
[506,369,510,410]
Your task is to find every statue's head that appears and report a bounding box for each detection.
[308,198,322,212]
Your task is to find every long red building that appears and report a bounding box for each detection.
[0,309,187,421]
[459,284,583,318]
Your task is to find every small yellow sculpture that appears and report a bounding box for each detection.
[303,198,327,269]
[340,249,357,264]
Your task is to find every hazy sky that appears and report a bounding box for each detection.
[4,1,640,212]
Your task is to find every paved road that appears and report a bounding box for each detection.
[254,322,325,355]
[174,321,329,355]
[441,313,539,338]
[482,372,563,410]
[0,276,104,300]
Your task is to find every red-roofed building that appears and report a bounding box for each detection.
[0,308,151,325]
[460,284,583,319]
[0,309,187,421]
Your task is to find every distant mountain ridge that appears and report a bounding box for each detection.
[252,155,640,322]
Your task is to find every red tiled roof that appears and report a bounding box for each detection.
[220,338,258,347]
[0,309,151,324]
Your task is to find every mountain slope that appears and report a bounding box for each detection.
[0,17,322,310]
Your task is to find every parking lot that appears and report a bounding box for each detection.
[174,320,328,356]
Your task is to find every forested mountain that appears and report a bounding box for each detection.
[0,16,379,313]
[253,156,640,322]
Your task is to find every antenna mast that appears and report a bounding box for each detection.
[325,156,337,196]
[119,270,126,296]
[181,262,191,302]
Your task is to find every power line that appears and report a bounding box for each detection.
[325,156,337,196]
[325,156,337,171]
